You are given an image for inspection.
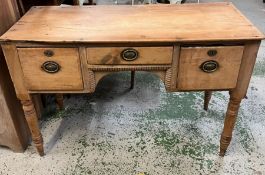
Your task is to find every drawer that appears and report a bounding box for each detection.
[18,48,83,91]
[86,47,173,65]
[177,46,244,90]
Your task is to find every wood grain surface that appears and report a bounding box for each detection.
[86,47,172,65]
[17,48,83,91]
[177,46,244,90]
[0,3,264,43]
[219,41,261,156]
[0,1,263,157]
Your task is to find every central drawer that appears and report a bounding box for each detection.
[86,47,173,65]
[18,48,83,91]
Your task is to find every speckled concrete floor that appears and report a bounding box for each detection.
[0,0,265,175]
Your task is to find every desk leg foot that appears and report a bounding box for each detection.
[219,135,232,156]
[219,97,241,156]
[21,100,44,156]
[204,91,212,111]
[55,93,64,110]
[130,71,135,89]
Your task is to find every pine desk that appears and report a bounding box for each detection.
[0,3,264,156]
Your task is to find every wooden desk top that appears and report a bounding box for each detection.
[0,2,264,44]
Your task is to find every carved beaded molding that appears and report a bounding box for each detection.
[87,65,173,93]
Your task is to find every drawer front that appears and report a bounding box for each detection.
[86,47,173,65]
[18,48,83,91]
[177,46,244,90]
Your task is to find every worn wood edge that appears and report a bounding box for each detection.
[1,44,29,100]
[12,41,247,48]
[79,47,89,91]
[1,37,264,45]
[231,41,261,98]
[12,42,174,47]
[170,45,180,90]
[0,41,252,48]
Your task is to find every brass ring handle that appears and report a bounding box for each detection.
[41,61,60,73]
[200,60,219,73]
[44,50,54,57]
[121,48,139,61]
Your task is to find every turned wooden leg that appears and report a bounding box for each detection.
[55,93,64,110]
[130,71,135,89]
[219,97,241,156]
[204,91,212,111]
[219,42,261,156]
[21,100,44,156]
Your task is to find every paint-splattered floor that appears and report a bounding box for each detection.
[0,0,265,175]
